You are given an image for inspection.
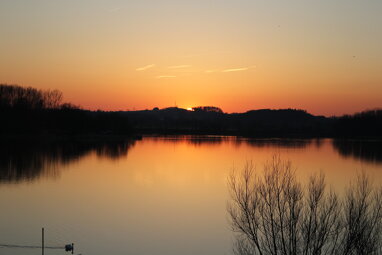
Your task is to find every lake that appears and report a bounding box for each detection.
[0,136,381,255]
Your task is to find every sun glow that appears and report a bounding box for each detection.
[186,107,193,111]
[1,1,381,116]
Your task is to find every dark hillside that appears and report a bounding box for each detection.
[124,108,332,137]
[1,84,380,138]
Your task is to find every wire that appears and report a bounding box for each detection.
[0,243,64,249]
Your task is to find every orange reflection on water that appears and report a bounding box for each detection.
[0,137,381,255]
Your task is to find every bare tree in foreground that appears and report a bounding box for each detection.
[228,155,382,255]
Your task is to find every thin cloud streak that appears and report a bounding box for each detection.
[222,66,256,73]
[156,75,176,79]
[136,64,155,71]
[222,67,249,73]
[168,65,191,69]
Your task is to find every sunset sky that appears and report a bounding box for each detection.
[1,0,381,116]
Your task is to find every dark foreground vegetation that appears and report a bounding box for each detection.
[1,84,381,138]
[228,156,382,255]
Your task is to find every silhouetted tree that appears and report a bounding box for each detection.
[192,106,223,113]
[43,89,63,109]
[60,102,80,110]
[228,156,382,255]
[0,84,134,135]
[339,172,382,254]
[0,84,63,110]
[0,84,43,110]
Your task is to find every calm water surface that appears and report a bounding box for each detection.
[0,136,381,255]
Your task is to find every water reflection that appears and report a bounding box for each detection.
[239,138,314,148]
[0,139,136,183]
[1,136,382,255]
[332,139,382,164]
[149,135,314,148]
[1,137,381,185]
[149,135,232,146]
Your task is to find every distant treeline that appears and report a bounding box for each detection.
[123,107,331,137]
[0,84,132,135]
[334,109,382,137]
[0,84,381,138]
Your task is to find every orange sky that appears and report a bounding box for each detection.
[1,1,381,116]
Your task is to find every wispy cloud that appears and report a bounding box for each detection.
[222,67,248,73]
[156,75,176,79]
[136,64,155,71]
[222,66,256,73]
[168,65,191,69]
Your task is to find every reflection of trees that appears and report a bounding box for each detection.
[150,136,313,148]
[237,139,312,149]
[185,136,227,146]
[149,135,229,146]
[0,139,136,184]
[94,140,135,159]
[333,140,382,164]
[228,156,382,255]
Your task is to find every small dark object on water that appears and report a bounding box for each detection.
[65,243,74,253]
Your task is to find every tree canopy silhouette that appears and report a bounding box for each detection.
[0,84,133,135]
[0,84,63,110]
[192,106,223,113]
[228,156,382,255]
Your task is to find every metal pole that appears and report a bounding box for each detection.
[42,228,44,255]
[71,243,74,254]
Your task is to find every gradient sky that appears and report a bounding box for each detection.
[1,0,381,116]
